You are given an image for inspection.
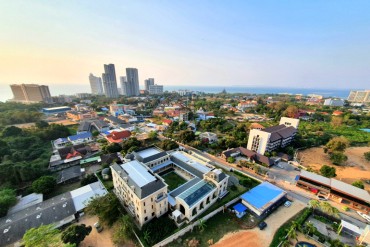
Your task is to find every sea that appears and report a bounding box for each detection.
[0,84,353,102]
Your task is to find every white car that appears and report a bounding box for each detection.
[357,211,370,223]
[284,201,292,207]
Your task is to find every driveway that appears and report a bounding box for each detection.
[212,201,306,247]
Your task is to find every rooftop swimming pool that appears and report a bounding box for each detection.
[295,242,316,247]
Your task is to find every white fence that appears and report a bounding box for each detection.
[153,197,241,247]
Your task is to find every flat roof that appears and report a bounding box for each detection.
[171,151,212,174]
[7,193,43,215]
[135,147,161,159]
[241,182,286,213]
[42,106,71,110]
[122,160,156,187]
[341,220,364,235]
[70,182,107,211]
[233,203,247,213]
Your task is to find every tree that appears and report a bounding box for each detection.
[352,180,364,189]
[148,131,158,140]
[178,130,195,143]
[2,126,23,137]
[283,105,298,118]
[32,175,57,194]
[197,219,207,232]
[325,136,349,153]
[320,165,336,178]
[85,193,121,226]
[61,224,92,246]
[331,116,343,128]
[22,224,66,247]
[304,222,316,236]
[80,174,98,186]
[227,157,236,163]
[112,215,135,245]
[308,200,320,212]
[104,143,122,154]
[329,152,348,165]
[320,202,339,217]
[35,120,49,129]
[92,130,100,137]
[364,151,370,162]
[0,188,17,217]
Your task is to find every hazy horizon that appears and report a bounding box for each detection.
[1,1,370,90]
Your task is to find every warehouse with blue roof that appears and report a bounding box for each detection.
[240,182,287,217]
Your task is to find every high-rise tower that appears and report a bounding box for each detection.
[102,64,119,98]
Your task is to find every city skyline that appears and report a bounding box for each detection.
[1,1,370,90]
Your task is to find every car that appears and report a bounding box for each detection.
[276,164,284,169]
[294,167,301,171]
[258,221,267,230]
[317,195,327,201]
[357,211,370,223]
[284,201,292,207]
[94,222,103,233]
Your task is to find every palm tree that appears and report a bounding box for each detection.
[143,230,151,244]
[280,239,290,247]
[304,222,316,236]
[197,219,207,232]
[320,202,339,217]
[287,226,298,241]
[308,200,320,215]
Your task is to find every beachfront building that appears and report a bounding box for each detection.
[296,170,370,213]
[347,90,370,104]
[247,117,299,155]
[111,146,229,226]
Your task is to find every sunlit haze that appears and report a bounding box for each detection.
[1,1,370,91]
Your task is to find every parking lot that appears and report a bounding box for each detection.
[268,161,301,183]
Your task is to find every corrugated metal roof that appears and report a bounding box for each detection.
[331,179,370,203]
[300,170,331,186]
[122,160,156,187]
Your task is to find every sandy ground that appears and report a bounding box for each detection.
[212,201,305,247]
[299,147,370,189]
[78,215,115,247]
[50,119,78,126]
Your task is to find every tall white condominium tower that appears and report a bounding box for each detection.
[347,90,370,103]
[119,76,127,95]
[10,84,52,104]
[126,68,140,96]
[89,73,104,95]
[144,78,154,91]
[102,64,119,98]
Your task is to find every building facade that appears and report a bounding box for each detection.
[102,64,119,98]
[144,78,155,91]
[324,98,345,107]
[10,84,52,104]
[247,117,299,155]
[89,73,104,95]
[347,90,370,103]
[149,84,164,95]
[126,68,140,96]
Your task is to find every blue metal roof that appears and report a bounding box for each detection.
[233,203,247,213]
[101,107,109,111]
[68,132,92,141]
[240,182,285,210]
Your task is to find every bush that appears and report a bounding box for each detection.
[227,157,236,163]
[352,180,364,189]
[320,165,336,178]
[0,189,17,217]
[329,152,347,165]
[81,174,98,186]
[32,176,56,194]
[364,151,370,162]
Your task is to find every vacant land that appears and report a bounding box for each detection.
[299,146,370,189]
[162,172,187,191]
[212,202,305,247]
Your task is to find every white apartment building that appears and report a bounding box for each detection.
[149,84,164,95]
[324,98,345,107]
[111,146,228,227]
[247,117,299,155]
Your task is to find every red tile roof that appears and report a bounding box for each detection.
[106,130,131,143]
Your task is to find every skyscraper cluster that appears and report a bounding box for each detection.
[89,64,149,98]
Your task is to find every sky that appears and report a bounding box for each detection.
[0,0,370,91]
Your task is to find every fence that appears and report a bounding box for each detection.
[153,197,241,247]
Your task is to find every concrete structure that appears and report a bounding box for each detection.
[324,98,345,107]
[221,147,273,167]
[145,78,155,91]
[347,90,370,103]
[89,73,104,95]
[359,225,370,246]
[109,103,125,116]
[66,111,97,121]
[126,68,140,96]
[10,84,52,104]
[102,64,119,98]
[149,84,164,95]
[77,120,110,134]
[247,117,299,155]
[111,146,229,227]
[119,76,127,95]
[296,170,370,213]
[199,132,218,143]
[240,182,287,217]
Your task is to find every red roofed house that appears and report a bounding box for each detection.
[162,119,173,126]
[332,111,344,116]
[105,130,131,143]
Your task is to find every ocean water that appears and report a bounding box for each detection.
[0,84,352,102]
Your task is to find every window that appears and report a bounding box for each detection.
[144,202,146,206]
[145,216,148,221]
[152,212,155,216]
[144,210,146,213]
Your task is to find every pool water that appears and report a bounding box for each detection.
[295,242,316,247]
[360,128,370,133]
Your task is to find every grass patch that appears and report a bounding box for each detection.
[46,181,81,199]
[169,211,240,247]
[96,171,114,190]
[162,172,187,191]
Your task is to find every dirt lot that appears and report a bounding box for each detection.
[212,201,305,247]
[299,147,370,189]
[78,215,115,247]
